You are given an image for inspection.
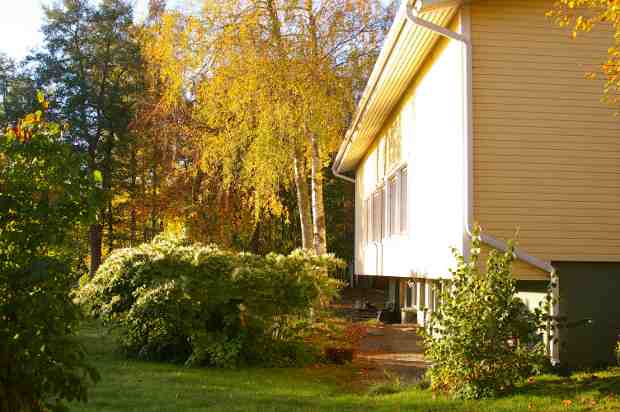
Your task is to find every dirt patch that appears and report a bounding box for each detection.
[354,324,430,383]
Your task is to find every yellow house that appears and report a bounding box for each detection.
[333,0,620,368]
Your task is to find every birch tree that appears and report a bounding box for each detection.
[142,0,390,253]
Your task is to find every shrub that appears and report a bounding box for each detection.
[423,229,547,399]
[77,236,343,367]
[0,104,99,411]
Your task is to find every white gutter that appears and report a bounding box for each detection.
[332,166,356,183]
[406,0,559,363]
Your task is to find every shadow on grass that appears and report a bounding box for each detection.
[513,371,620,403]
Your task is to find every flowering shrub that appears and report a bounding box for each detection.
[77,236,343,367]
[424,229,547,399]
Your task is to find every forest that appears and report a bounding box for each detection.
[0,0,395,277]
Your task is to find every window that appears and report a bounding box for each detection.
[371,189,384,242]
[377,139,385,183]
[399,167,407,234]
[386,118,402,171]
[376,117,401,184]
[364,198,371,244]
[365,115,405,243]
[385,166,407,238]
[387,176,398,236]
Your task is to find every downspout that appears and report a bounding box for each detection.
[405,0,560,364]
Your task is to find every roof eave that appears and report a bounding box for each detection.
[334,0,461,174]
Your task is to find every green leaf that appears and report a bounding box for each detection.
[36,90,45,104]
[93,170,103,183]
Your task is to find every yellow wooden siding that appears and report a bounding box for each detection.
[472,0,620,276]
[478,245,549,281]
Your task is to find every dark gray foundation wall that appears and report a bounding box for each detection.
[555,262,620,369]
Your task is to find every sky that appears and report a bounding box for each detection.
[0,0,150,61]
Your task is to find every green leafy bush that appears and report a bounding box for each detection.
[77,236,343,367]
[423,229,547,399]
[0,105,100,411]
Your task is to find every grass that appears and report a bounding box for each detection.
[71,322,620,411]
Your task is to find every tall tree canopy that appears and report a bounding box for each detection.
[0,0,392,273]
[140,0,393,255]
[34,0,143,276]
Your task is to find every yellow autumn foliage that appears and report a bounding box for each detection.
[139,0,389,220]
[548,0,620,106]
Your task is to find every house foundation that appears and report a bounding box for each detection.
[554,262,620,369]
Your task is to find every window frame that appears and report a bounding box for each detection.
[370,188,384,243]
[384,163,408,239]
[387,175,398,237]
[364,113,408,245]
[399,166,408,235]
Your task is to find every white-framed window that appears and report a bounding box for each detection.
[364,114,407,243]
[364,197,371,244]
[377,116,402,185]
[399,167,407,234]
[385,166,408,238]
[387,176,398,236]
[377,138,385,184]
[371,188,384,242]
[386,117,402,173]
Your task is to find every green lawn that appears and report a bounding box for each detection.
[72,322,620,411]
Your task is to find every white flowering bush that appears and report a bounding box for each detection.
[77,235,343,367]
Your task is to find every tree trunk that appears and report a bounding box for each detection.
[304,0,327,255]
[293,148,313,250]
[310,132,327,255]
[89,223,102,278]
